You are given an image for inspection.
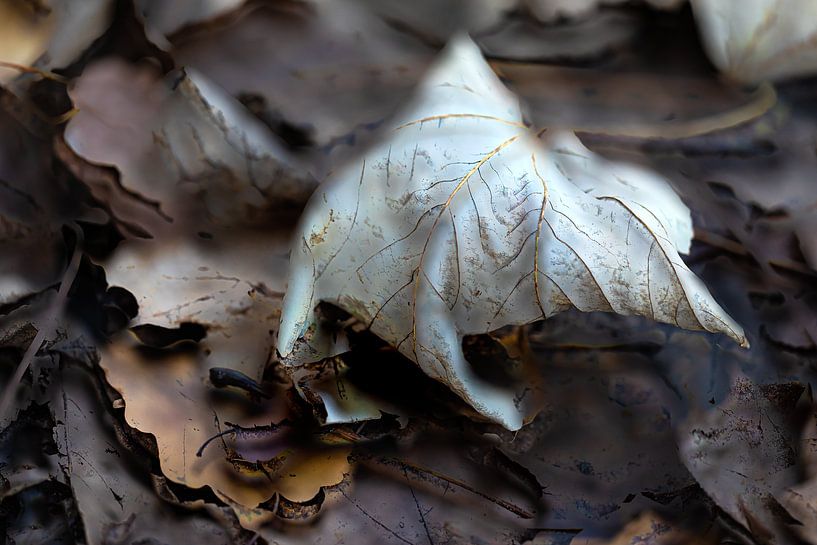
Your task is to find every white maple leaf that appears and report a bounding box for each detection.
[277,35,746,430]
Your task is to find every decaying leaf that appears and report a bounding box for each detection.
[692,0,817,83]
[679,375,806,544]
[277,35,746,430]
[98,233,350,527]
[65,59,315,236]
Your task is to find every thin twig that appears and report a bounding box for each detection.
[0,61,68,83]
[0,225,83,421]
[361,454,535,519]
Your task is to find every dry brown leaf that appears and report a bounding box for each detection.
[53,365,234,545]
[679,375,806,544]
[65,59,315,237]
[99,234,350,528]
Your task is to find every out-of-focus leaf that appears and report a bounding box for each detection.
[65,59,315,237]
[560,511,716,545]
[0,0,113,87]
[277,35,746,431]
[478,10,639,63]
[134,0,244,47]
[777,399,817,544]
[0,97,70,306]
[348,0,515,44]
[525,0,684,24]
[169,0,435,173]
[0,2,53,85]
[692,0,817,83]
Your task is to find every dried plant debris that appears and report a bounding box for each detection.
[3,1,817,544]
[278,35,745,431]
[779,402,817,544]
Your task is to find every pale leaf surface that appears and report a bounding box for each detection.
[278,35,746,430]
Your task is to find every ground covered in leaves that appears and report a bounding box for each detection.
[2,1,817,545]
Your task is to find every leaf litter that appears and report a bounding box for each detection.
[1,2,817,544]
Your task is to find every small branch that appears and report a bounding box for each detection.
[0,224,83,421]
[0,61,68,83]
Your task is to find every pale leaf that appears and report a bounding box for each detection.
[277,35,746,430]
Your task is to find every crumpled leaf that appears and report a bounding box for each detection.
[679,375,806,544]
[65,59,315,236]
[277,35,746,430]
[98,233,350,527]
[691,0,817,83]
[0,400,62,501]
